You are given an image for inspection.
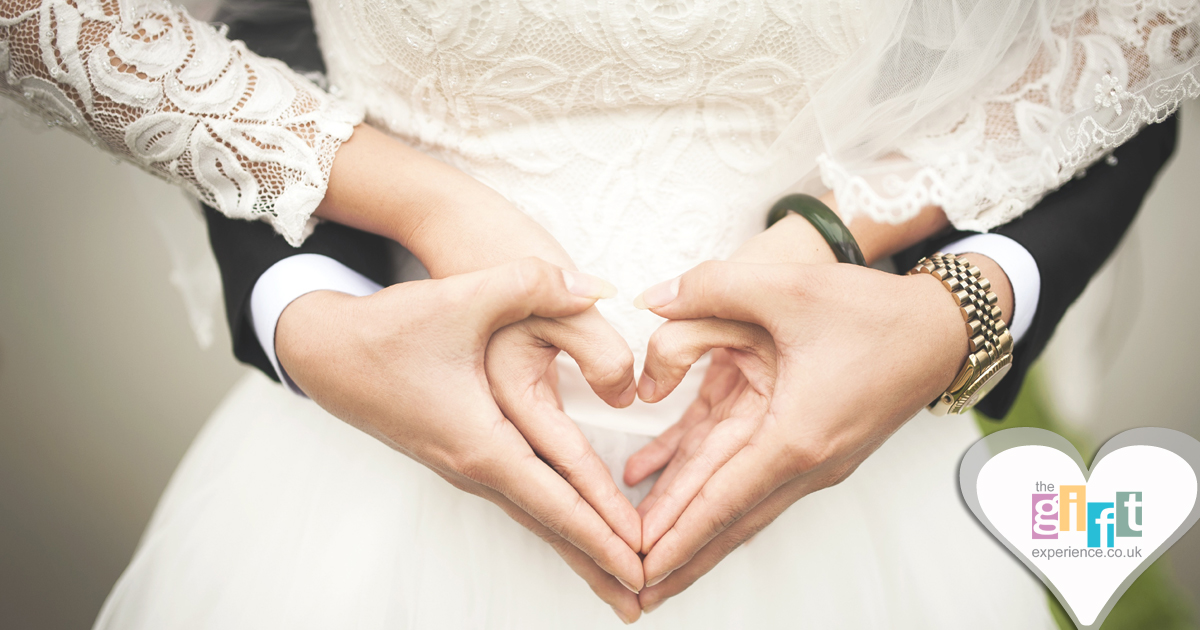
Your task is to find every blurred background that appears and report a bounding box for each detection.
[1,32,1199,629]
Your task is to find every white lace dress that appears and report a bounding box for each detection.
[3,0,1198,627]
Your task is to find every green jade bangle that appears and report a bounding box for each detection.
[766,194,867,267]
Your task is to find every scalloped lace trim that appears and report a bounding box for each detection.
[821,70,1200,233]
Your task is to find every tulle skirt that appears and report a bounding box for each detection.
[94,371,1054,629]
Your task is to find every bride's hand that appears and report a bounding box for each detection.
[624,260,990,613]
[485,306,643,554]
[275,258,646,622]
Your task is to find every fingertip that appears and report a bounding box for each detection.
[636,374,657,402]
[612,602,641,625]
[623,457,651,488]
[617,379,637,408]
[633,276,680,311]
[562,269,617,300]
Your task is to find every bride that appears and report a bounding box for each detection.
[3,0,1198,626]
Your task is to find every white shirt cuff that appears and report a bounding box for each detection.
[250,254,383,395]
[942,233,1040,345]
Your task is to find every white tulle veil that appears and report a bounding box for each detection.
[767,0,1199,232]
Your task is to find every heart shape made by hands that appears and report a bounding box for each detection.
[960,427,1200,629]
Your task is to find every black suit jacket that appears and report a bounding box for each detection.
[204,0,1179,420]
[895,118,1177,418]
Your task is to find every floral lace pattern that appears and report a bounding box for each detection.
[311,0,870,368]
[304,0,1200,389]
[0,0,363,245]
[813,1,1200,232]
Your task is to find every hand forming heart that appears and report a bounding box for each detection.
[620,260,977,613]
[276,258,649,621]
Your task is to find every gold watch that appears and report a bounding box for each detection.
[908,253,1014,415]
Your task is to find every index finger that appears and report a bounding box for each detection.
[455,473,643,624]
[638,476,812,613]
[641,436,791,586]
[483,423,647,591]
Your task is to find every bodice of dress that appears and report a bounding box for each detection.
[312,0,867,433]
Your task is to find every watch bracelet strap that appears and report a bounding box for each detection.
[766,194,867,267]
[908,253,1014,414]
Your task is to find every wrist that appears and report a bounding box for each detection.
[275,290,360,392]
[730,212,837,265]
[905,253,1016,413]
[820,192,950,265]
[910,273,973,391]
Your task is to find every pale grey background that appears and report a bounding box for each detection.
[1,85,1198,630]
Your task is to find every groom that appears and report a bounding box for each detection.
[201,0,1179,617]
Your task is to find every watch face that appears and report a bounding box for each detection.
[963,361,1013,409]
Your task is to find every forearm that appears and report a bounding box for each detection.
[316,125,574,277]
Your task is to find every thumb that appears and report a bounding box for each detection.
[448,257,616,334]
[632,261,794,327]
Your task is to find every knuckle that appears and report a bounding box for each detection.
[588,347,634,389]
[545,493,588,539]
[648,322,691,365]
[507,257,546,301]
[780,438,833,477]
[549,445,591,482]
[695,486,741,537]
[691,260,723,303]
[824,461,861,489]
[450,447,499,485]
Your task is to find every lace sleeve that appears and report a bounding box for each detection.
[775,0,1200,233]
[0,0,364,245]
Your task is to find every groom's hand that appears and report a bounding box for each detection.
[625,260,1008,613]
[275,258,645,622]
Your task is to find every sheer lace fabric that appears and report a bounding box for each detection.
[784,0,1200,231]
[314,0,1198,240]
[0,0,363,245]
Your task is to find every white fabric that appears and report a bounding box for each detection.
[95,371,1056,629]
[0,0,363,245]
[785,0,1200,232]
[313,0,1200,240]
[250,253,383,393]
[944,233,1042,344]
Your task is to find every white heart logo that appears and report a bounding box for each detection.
[960,428,1200,629]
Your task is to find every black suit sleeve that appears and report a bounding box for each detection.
[203,0,392,382]
[895,115,1179,419]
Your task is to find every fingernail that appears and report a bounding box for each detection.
[619,380,638,407]
[643,601,664,614]
[645,570,672,588]
[633,277,680,309]
[562,269,617,299]
[637,375,656,401]
[617,577,640,594]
